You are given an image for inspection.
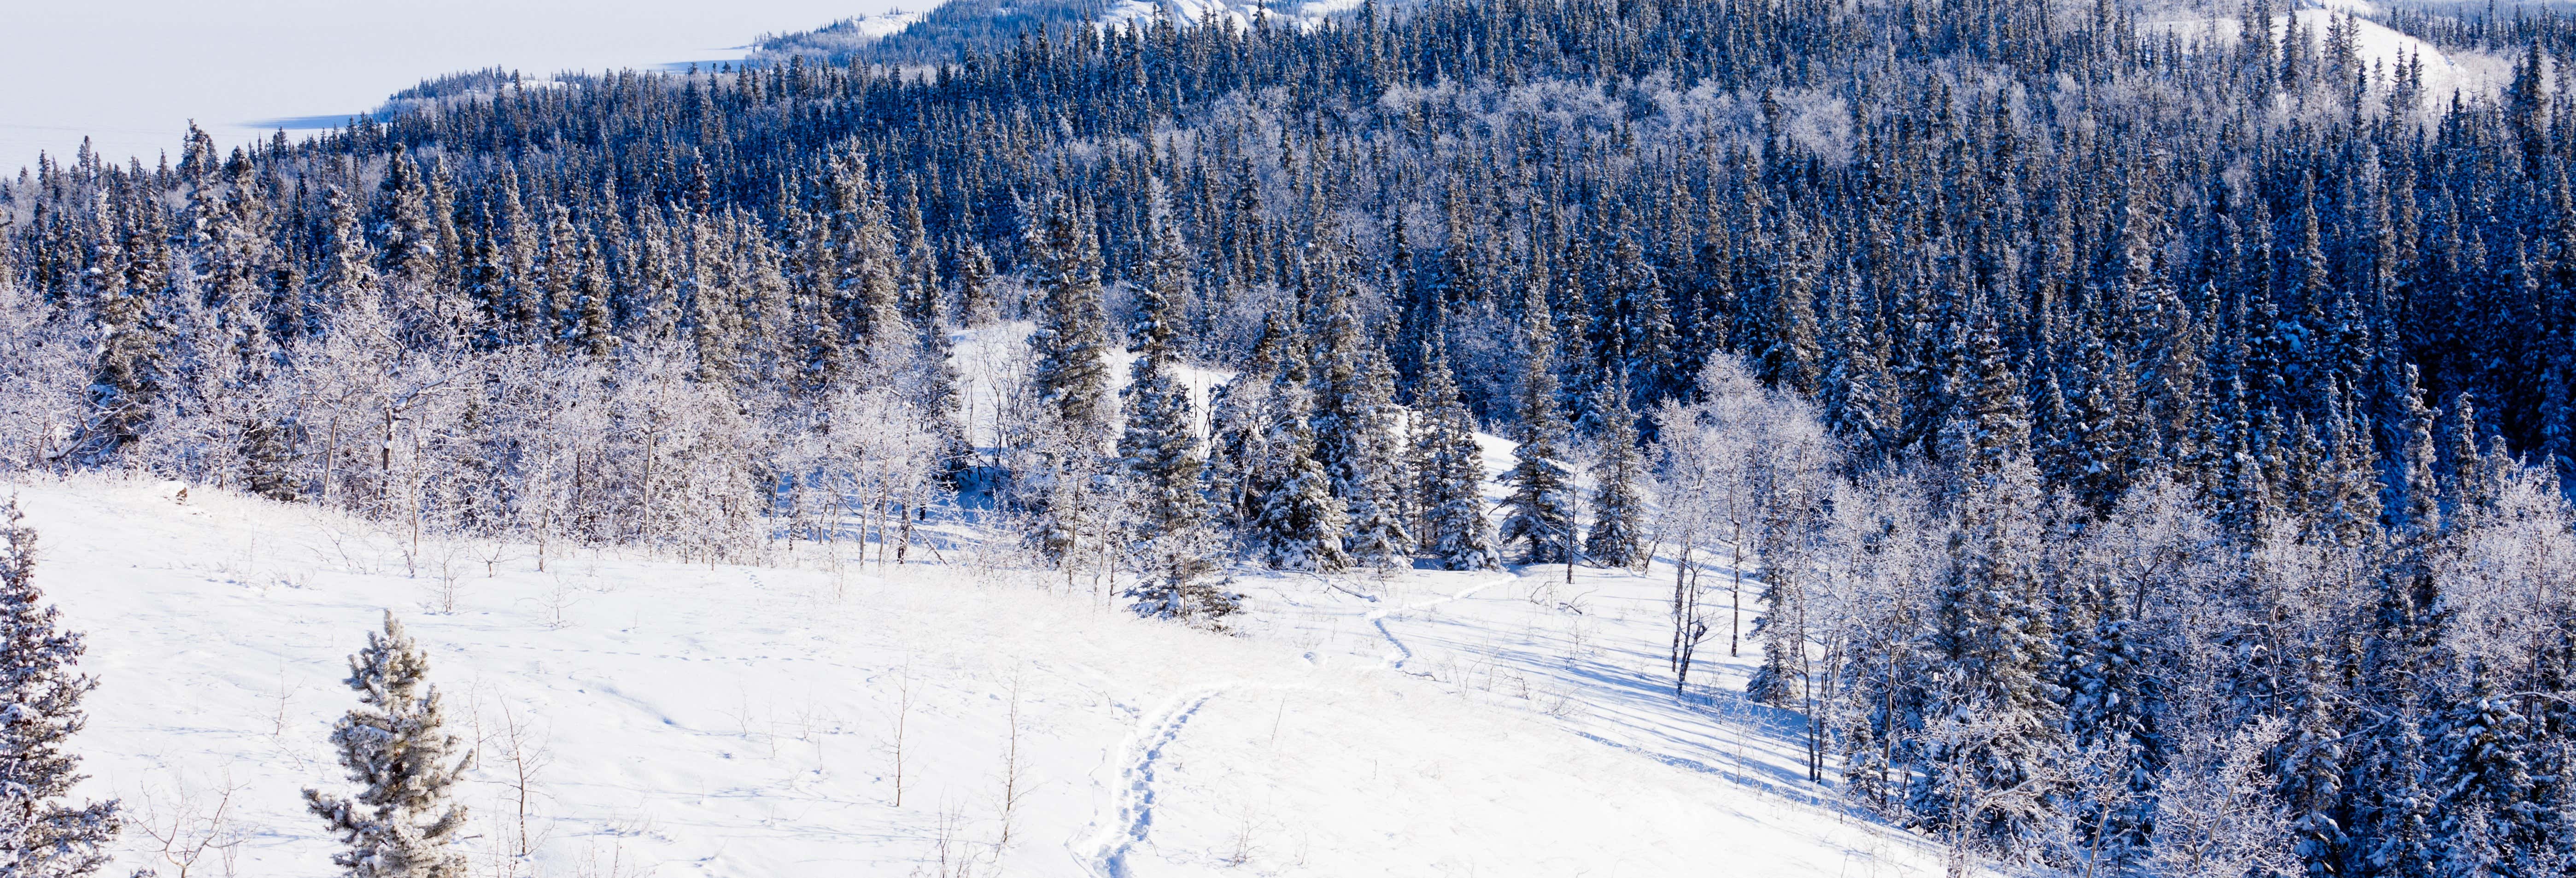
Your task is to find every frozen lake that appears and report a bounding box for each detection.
[3,0,915,171]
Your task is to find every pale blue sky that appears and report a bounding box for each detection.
[2,0,910,171]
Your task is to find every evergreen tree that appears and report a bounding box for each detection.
[2427,668,2543,875]
[0,501,121,878]
[1027,193,1113,438]
[1309,249,1412,569]
[1120,206,1232,621]
[955,237,998,327]
[1581,385,1647,568]
[1411,345,1500,571]
[1499,282,1578,566]
[1241,333,1351,573]
[305,611,470,878]
[1909,458,2062,855]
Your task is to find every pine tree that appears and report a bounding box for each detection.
[955,237,998,327]
[1027,193,1112,438]
[1581,385,1647,568]
[68,193,169,464]
[0,501,121,878]
[1243,336,1351,573]
[2428,667,2543,875]
[1411,346,1500,571]
[1309,250,1412,569]
[1499,282,1578,566]
[1909,457,2063,854]
[1120,207,1232,621]
[305,611,471,878]
[2355,693,2440,878]
[2273,658,2349,878]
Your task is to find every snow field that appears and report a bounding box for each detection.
[15,474,1960,876]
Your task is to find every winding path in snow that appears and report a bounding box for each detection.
[1368,575,1517,674]
[1083,684,1230,878]
[1075,574,1513,875]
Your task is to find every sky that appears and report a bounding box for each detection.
[1,0,915,173]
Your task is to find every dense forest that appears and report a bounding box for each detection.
[5,0,2576,872]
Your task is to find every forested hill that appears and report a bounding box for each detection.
[6,0,2576,872]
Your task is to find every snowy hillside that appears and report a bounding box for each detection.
[15,474,1958,877]
[2143,2,2513,103]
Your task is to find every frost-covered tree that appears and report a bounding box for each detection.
[1410,345,1498,571]
[1908,457,2063,855]
[1309,257,1411,569]
[1242,337,1351,573]
[1120,205,1232,621]
[0,500,121,878]
[305,611,471,878]
[1027,193,1113,439]
[1498,282,1577,566]
[1582,385,1647,568]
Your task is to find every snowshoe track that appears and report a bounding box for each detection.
[1085,684,1227,877]
[1368,575,1514,674]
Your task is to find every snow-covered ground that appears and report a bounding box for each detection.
[10,466,1961,876]
[1096,0,1366,32]
[2143,4,2513,105]
[0,0,922,173]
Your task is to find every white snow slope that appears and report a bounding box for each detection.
[12,473,1961,877]
[2146,3,2513,105]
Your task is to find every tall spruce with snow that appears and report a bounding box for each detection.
[1411,346,1499,571]
[1244,333,1351,573]
[1581,386,1647,568]
[305,611,471,878]
[1120,207,1233,621]
[1499,282,1578,566]
[0,500,121,878]
[1027,193,1113,438]
[1015,193,1117,563]
[1909,451,2063,855]
[2427,668,2543,874]
[1309,252,1412,569]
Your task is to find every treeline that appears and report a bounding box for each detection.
[2,0,2576,871]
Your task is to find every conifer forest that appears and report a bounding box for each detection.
[8,0,2576,873]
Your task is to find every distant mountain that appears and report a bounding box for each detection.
[755,0,1112,64]
[753,0,1369,64]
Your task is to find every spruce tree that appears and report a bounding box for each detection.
[1411,346,1500,571]
[1909,457,2063,855]
[1120,208,1232,621]
[1309,253,1412,569]
[1499,282,1578,566]
[1581,385,1647,568]
[2428,668,2543,874]
[0,501,121,878]
[955,237,998,327]
[1244,338,1351,573]
[305,611,471,878]
[1027,193,1113,438]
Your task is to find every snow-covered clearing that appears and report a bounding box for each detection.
[2144,4,2512,104]
[13,474,1959,876]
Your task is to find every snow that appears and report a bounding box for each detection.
[2142,6,2513,105]
[2299,7,2514,101]
[1096,0,1367,34]
[952,320,1232,453]
[835,9,936,41]
[0,0,921,174]
[7,459,1967,875]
